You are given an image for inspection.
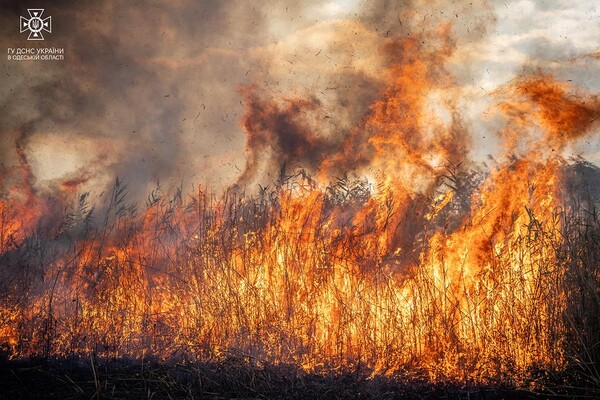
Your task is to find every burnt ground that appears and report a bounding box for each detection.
[0,357,597,400]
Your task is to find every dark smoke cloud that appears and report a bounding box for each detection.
[0,0,280,200]
[236,87,334,186]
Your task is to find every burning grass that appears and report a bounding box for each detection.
[1,160,600,394]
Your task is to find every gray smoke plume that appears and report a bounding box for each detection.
[1,0,598,203]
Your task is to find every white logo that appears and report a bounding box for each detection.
[20,9,51,40]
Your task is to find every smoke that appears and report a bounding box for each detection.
[1,0,599,205]
[236,87,336,187]
[1,0,279,200]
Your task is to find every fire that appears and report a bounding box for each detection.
[1,30,600,386]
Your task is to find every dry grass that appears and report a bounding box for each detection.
[0,164,599,392]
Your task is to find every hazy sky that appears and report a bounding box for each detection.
[1,0,598,200]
